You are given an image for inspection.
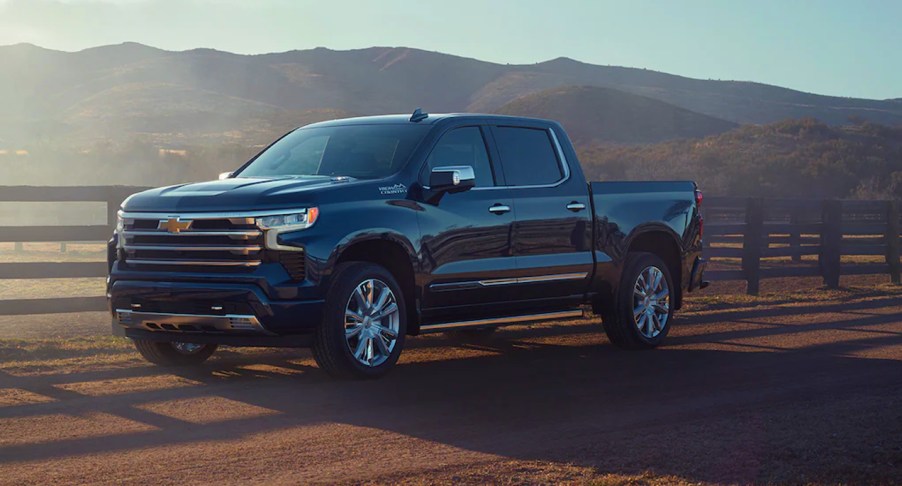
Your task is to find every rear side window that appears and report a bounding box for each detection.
[424,127,495,187]
[493,127,563,186]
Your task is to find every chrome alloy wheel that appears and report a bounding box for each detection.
[171,342,206,354]
[344,278,400,367]
[633,266,670,339]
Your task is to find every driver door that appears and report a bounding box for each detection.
[416,126,519,321]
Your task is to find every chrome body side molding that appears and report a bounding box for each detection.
[430,272,588,292]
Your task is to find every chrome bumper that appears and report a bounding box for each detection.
[114,309,273,335]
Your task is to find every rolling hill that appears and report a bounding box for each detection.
[496,86,737,144]
[2,42,902,193]
[1,42,901,151]
[577,119,902,199]
[61,81,353,146]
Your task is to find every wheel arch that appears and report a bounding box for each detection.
[625,226,684,309]
[332,233,419,333]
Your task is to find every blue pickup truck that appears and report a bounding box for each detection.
[109,110,707,378]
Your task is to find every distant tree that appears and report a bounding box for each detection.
[578,118,902,199]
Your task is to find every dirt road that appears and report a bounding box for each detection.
[1,285,900,484]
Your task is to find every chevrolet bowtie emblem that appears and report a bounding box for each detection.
[159,218,192,234]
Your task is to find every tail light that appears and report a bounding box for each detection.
[695,189,704,237]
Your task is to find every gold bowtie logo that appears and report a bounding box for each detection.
[159,218,192,234]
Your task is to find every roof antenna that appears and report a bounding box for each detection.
[410,107,429,123]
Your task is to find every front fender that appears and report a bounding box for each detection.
[279,199,421,292]
[327,228,418,270]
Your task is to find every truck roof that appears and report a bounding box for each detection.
[304,112,558,129]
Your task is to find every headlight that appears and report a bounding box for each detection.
[115,211,125,249]
[255,207,319,231]
[256,208,319,251]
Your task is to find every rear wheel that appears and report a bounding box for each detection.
[133,339,217,366]
[312,262,406,379]
[602,252,674,349]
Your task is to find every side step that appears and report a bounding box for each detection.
[419,309,584,333]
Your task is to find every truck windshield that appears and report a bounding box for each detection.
[237,124,430,180]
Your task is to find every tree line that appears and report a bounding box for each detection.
[5,118,902,200]
[578,118,902,199]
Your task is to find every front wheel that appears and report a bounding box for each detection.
[602,252,675,349]
[133,340,217,366]
[312,262,407,379]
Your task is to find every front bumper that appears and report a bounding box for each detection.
[117,327,313,348]
[114,309,270,334]
[109,280,324,339]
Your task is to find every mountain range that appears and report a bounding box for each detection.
[1,42,901,150]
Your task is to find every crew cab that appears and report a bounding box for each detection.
[109,111,707,378]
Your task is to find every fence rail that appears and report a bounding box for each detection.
[703,196,902,294]
[1,187,901,318]
[0,186,150,315]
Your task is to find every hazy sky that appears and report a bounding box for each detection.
[1,0,899,100]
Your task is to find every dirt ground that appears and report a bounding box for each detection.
[0,277,900,485]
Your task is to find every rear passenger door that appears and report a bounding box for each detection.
[489,125,594,304]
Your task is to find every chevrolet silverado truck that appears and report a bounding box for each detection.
[109,110,707,378]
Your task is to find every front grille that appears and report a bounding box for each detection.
[120,214,264,269]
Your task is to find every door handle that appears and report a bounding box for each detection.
[566,202,587,212]
[488,204,511,214]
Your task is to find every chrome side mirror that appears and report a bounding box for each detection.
[429,166,476,193]
[218,171,233,180]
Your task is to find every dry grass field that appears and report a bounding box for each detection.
[0,271,900,485]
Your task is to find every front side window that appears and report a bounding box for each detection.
[238,124,430,180]
[493,127,563,186]
[424,127,495,187]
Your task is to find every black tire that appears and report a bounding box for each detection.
[311,262,407,379]
[133,339,217,366]
[445,326,497,343]
[602,252,675,349]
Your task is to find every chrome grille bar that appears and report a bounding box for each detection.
[124,259,262,267]
[122,230,261,238]
[123,244,262,253]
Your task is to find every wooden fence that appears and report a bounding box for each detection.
[0,186,149,315]
[703,196,902,294]
[1,187,901,318]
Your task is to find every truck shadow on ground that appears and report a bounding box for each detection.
[1,295,901,484]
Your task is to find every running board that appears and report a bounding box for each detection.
[419,309,584,333]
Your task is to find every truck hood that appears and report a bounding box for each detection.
[122,176,351,212]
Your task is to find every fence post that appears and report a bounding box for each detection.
[821,200,842,289]
[885,200,900,285]
[742,197,764,295]
[789,207,801,263]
